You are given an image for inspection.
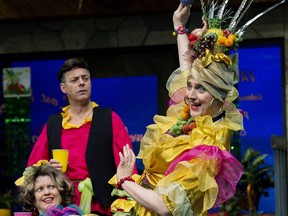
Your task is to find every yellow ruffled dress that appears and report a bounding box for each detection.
[109,68,244,216]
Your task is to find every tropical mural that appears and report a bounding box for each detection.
[3,67,31,97]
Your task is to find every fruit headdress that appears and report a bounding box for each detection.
[183,0,286,103]
[188,0,285,67]
[167,0,285,125]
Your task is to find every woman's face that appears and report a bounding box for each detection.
[34,175,62,214]
[185,78,215,117]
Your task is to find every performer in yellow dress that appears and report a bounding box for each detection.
[109,1,284,215]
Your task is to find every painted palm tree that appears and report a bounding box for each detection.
[3,68,26,95]
[240,148,274,212]
[220,148,274,215]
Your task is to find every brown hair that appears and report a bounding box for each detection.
[18,164,75,213]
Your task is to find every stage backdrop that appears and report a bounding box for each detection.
[237,41,283,213]
[10,40,283,213]
[11,59,158,172]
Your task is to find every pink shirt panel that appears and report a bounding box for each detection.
[27,111,134,215]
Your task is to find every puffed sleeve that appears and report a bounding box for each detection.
[112,111,137,174]
[27,124,50,166]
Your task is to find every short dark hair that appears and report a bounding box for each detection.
[57,57,90,82]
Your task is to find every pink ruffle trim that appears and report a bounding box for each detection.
[168,87,186,107]
[165,145,244,207]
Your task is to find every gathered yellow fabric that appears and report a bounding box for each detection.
[136,112,242,215]
[134,68,243,215]
[108,174,140,214]
[109,68,243,215]
[110,112,242,215]
[61,102,98,129]
[78,177,94,214]
[111,199,136,213]
[15,160,49,186]
[202,48,232,68]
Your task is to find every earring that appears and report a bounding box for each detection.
[32,206,37,216]
[210,98,223,114]
[210,98,216,107]
[217,105,223,114]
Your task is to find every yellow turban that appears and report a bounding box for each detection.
[188,58,235,102]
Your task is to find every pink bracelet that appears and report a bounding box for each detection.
[173,26,187,36]
[116,176,135,189]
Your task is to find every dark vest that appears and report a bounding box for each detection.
[47,107,116,209]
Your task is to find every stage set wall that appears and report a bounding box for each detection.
[0,3,287,215]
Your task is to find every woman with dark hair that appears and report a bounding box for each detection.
[16,161,84,216]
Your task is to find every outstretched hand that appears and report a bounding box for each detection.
[117,144,136,181]
[173,3,192,30]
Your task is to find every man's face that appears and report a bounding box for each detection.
[60,68,91,103]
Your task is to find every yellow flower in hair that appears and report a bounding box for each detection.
[15,160,49,186]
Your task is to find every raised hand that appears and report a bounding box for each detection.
[173,3,192,30]
[117,144,136,181]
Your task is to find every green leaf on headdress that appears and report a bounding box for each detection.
[208,18,221,28]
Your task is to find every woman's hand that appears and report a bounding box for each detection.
[116,146,171,215]
[173,3,192,30]
[117,144,136,181]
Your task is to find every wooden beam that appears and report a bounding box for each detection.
[0,0,285,21]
